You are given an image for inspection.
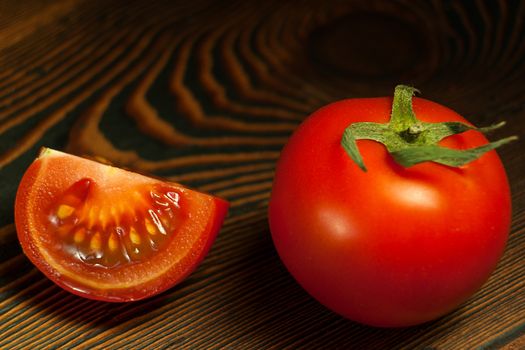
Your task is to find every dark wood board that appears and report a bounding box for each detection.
[1,0,524,348]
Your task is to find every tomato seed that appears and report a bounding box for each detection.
[57,204,75,219]
[145,219,156,235]
[74,228,86,243]
[108,233,118,252]
[129,227,141,245]
[90,232,102,251]
[149,210,166,235]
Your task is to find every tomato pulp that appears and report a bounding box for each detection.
[269,96,511,327]
[15,148,228,302]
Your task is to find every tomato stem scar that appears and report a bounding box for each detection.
[341,84,517,171]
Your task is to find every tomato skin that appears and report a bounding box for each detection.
[15,149,228,302]
[269,97,511,327]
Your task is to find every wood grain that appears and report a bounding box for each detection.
[1,0,524,348]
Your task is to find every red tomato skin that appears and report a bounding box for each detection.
[15,150,229,302]
[269,97,511,327]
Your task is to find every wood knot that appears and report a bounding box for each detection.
[308,12,435,81]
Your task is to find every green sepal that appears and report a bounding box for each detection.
[422,121,507,143]
[390,136,518,168]
[342,122,392,171]
[341,126,366,171]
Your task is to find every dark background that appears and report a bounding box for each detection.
[0,0,524,348]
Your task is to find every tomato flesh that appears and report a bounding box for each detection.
[15,148,228,302]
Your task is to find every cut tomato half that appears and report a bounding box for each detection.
[15,148,228,302]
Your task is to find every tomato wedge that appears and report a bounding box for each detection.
[15,148,228,302]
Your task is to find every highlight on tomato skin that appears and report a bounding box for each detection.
[14,148,229,302]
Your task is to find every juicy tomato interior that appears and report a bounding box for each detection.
[48,178,185,269]
[15,148,228,302]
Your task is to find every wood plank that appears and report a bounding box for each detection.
[1,0,524,348]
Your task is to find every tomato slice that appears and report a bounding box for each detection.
[15,148,228,302]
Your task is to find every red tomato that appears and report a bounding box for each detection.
[268,96,511,327]
[15,148,228,302]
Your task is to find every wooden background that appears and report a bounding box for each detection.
[1,0,524,348]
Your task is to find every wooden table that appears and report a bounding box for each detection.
[1,0,524,348]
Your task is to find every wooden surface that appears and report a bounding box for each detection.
[1,0,524,348]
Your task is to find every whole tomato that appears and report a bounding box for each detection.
[268,86,513,327]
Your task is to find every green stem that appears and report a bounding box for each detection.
[389,85,421,133]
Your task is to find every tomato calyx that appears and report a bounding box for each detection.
[341,85,517,171]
